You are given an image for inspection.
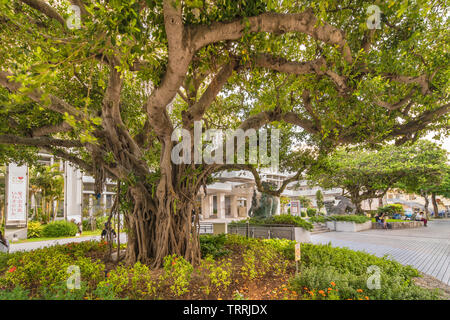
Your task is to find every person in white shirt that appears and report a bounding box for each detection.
[415,211,428,227]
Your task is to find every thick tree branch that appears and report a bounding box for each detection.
[42,146,92,173]
[374,89,416,111]
[253,54,326,75]
[190,9,353,64]
[20,0,66,27]
[220,164,305,197]
[146,0,189,138]
[0,70,86,120]
[183,60,237,126]
[390,103,450,139]
[32,122,72,137]
[0,134,83,148]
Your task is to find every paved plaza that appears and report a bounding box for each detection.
[311,219,450,285]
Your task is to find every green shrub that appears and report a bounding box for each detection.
[300,243,418,279]
[306,208,317,217]
[290,264,440,300]
[327,215,371,224]
[309,216,326,223]
[27,221,43,238]
[0,286,30,300]
[39,281,89,300]
[82,219,95,231]
[161,254,194,296]
[230,214,313,231]
[42,221,79,238]
[377,204,404,216]
[289,243,440,300]
[198,256,233,295]
[199,234,230,259]
[0,241,106,292]
[301,211,306,217]
[96,216,109,230]
[97,262,156,299]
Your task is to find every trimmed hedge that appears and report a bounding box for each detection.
[229,214,313,231]
[306,208,317,217]
[42,221,79,238]
[327,215,371,224]
[377,204,404,216]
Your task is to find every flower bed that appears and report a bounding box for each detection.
[0,235,443,300]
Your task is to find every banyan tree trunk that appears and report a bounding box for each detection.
[124,184,201,268]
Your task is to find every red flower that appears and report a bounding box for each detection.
[8,266,16,273]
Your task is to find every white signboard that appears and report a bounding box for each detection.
[291,200,300,215]
[6,163,28,223]
[64,162,83,224]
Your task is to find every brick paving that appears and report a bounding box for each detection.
[311,219,450,285]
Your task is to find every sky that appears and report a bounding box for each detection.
[425,133,450,154]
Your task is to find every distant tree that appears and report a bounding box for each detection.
[310,140,448,214]
[431,168,450,216]
[398,165,450,217]
[30,164,64,223]
[280,196,290,214]
[315,190,324,212]
[298,196,312,209]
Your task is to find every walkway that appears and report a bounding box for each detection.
[9,233,127,253]
[311,219,450,285]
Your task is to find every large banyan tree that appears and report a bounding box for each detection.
[0,0,448,266]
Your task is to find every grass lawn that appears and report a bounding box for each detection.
[13,230,102,244]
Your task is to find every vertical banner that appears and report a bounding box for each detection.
[295,242,301,275]
[290,200,300,216]
[64,162,83,224]
[6,163,28,224]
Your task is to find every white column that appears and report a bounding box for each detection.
[64,162,83,224]
[246,194,253,216]
[202,194,210,219]
[217,193,225,219]
[231,195,238,218]
[275,197,281,215]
